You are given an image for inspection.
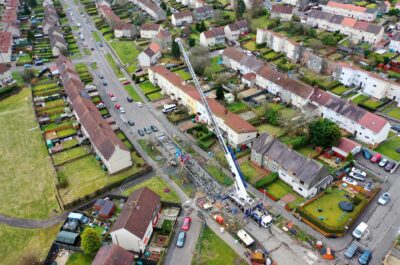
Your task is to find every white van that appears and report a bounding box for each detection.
[237,229,254,247]
[162,104,176,114]
[352,222,368,239]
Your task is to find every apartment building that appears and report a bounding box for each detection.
[140,24,162,39]
[200,27,225,47]
[171,11,193,27]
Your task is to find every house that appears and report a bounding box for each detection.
[306,10,383,44]
[138,42,162,67]
[56,56,132,173]
[140,23,162,39]
[114,22,136,38]
[48,26,67,57]
[132,0,166,21]
[309,89,390,146]
[193,5,214,21]
[178,0,204,8]
[98,4,135,38]
[0,31,12,63]
[110,187,161,253]
[199,27,225,47]
[321,1,377,22]
[389,32,400,53]
[171,11,193,26]
[242,73,256,87]
[332,137,361,159]
[221,47,264,75]
[251,133,333,198]
[281,0,309,9]
[271,5,294,21]
[0,63,12,86]
[224,20,248,41]
[256,28,302,62]
[92,245,135,265]
[148,66,257,147]
[1,0,20,38]
[152,29,172,49]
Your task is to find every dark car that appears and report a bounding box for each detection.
[91,47,94,51]
[150,125,158,132]
[344,241,358,259]
[128,120,134,126]
[127,97,133,103]
[358,249,372,265]
[144,127,152,134]
[102,81,108,86]
[392,125,400,132]
[385,161,396,172]
[138,129,145,136]
[362,149,372,160]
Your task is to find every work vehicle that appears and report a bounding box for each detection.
[128,120,134,126]
[370,153,382,163]
[144,127,152,134]
[162,104,176,114]
[182,217,191,231]
[138,129,145,136]
[385,161,396,172]
[358,249,372,265]
[379,158,388,167]
[349,172,365,181]
[378,192,391,205]
[352,222,368,239]
[344,241,359,259]
[151,125,158,132]
[250,209,273,228]
[237,229,254,247]
[176,231,186,248]
[343,177,357,186]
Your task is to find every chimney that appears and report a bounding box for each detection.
[130,200,137,208]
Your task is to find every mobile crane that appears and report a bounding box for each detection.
[175,38,257,214]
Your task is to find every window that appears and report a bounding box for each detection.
[298,187,303,191]
[300,180,304,185]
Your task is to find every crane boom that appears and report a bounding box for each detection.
[175,38,254,208]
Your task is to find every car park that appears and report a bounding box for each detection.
[176,231,186,248]
[385,161,396,172]
[349,172,365,181]
[182,217,191,231]
[344,241,359,259]
[127,97,133,102]
[358,249,372,265]
[379,158,388,167]
[343,177,357,186]
[144,127,152,134]
[151,125,158,132]
[370,153,382,163]
[128,120,134,126]
[362,149,372,160]
[378,192,391,205]
[138,129,145,136]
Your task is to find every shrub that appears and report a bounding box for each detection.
[352,194,363,206]
[57,175,68,189]
[285,135,310,150]
[325,187,332,194]
[255,172,279,188]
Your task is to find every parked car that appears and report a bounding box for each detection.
[343,177,357,186]
[122,81,130,85]
[370,153,382,163]
[127,97,133,103]
[138,129,145,136]
[378,192,391,205]
[137,102,143,108]
[344,241,359,259]
[358,249,372,265]
[144,127,152,134]
[176,231,186,248]
[99,73,104,79]
[379,158,388,167]
[102,81,108,86]
[120,107,126,113]
[391,125,400,132]
[349,172,365,181]
[364,181,373,192]
[128,120,134,126]
[151,125,158,132]
[362,149,372,160]
[351,167,366,177]
[24,64,32,68]
[385,161,396,172]
[182,217,191,231]
[114,104,121,110]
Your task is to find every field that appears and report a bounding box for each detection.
[0,88,58,219]
[122,176,180,203]
[0,223,60,265]
[192,227,247,265]
[109,41,140,74]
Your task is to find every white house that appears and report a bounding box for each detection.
[199,27,225,47]
[281,0,309,8]
[221,47,264,74]
[138,43,162,68]
[132,0,166,21]
[0,63,12,87]
[224,20,248,41]
[251,133,333,198]
[270,5,294,21]
[193,5,214,21]
[110,187,161,253]
[171,11,193,26]
[140,24,162,39]
[389,32,400,53]
[321,1,377,22]
[0,31,12,63]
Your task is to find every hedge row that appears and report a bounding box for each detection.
[255,172,279,189]
[283,135,310,150]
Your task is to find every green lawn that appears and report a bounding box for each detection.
[250,14,270,29]
[330,85,350,96]
[207,56,224,74]
[124,84,142,102]
[243,40,257,51]
[147,92,165,101]
[360,98,384,110]
[257,124,285,137]
[382,105,400,120]
[138,139,162,161]
[138,81,160,94]
[58,154,145,204]
[173,69,192,81]
[192,227,247,265]
[66,253,93,265]
[122,176,180,203]
[0,88,58,219]
[105,53,124,78]
[351,94,369,104]
[109,41,140,73]
[375,132,400,161]
[227,101,248,113]
[52,146,89,166]
[266,179,296,200]
[0,224,60,265]
[205,165,233,186]
[239,160,259,184]
[297,146,319,158]
[92,31,101,42]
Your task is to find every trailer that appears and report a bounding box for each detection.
[237,229,255,247]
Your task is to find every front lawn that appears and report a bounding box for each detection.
[138,81,160,94]
[243,40,257,51]
[257,124,286,137]
[124,84,142,102]
[360,98,385,110]
[173,69,192,81]
[122,176,180,203]
[66,252,93,265]
[205,165,233,186]
[207,56,224,74]
[109,41,140,73]
[265,179,301,202]
[192,227,247,265]
[375,132,400,161]
[147,92,165,101]
[0,88,58,219]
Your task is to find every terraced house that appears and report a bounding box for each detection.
[321,1,377,22]
[0,31,12,63]
[1,0,20,38]
[131,0,166,22]
[56,56,132,174]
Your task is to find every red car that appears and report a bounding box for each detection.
[122,81,130,85]
[114,103,121,110]
[182,217,191,231]
[370,153,382,163]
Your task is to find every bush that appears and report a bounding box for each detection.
[352,194,363,206]
[57,175,68,189]
[285,135,310,150]
[325,187,332,194]
[255,172,279,188]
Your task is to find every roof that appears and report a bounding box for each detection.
[111,187,160,238]
[242,72,256,80]
[271,5,293,14]
[326,1,367,13]
[137,0,164,15]
[341,17,356,27]
[154,29,171,40]
[143,47,156,57]
[149,42,161,53]
[227,20,248,31]
[222,47,246,62]
[92,245,135,265]
[140,23,161,31]
[173,10,193,20]
[252,133,330,187]
[202,27,225,39]
[194,5,214,14]
[55,231,80,245]
[334,137,361,154]
[357,111,388,133]
[0,31,12,53]
[0,63,9,74]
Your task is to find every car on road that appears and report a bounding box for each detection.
[344,241,359,259]
[122,81,130,85]
[91,47,94,51]
[151,125,158,132]
[126,97,133,103]
[99,73,104,79]
[378,192,391,205]
[358,249,372,265]
[385,161,396,172]
[370,153,382,163]
[379,158,388,167]
[176,231,186,248]
[343,177,357,186]
[138,129,145,136]
[114,104,121,110]
[120,107,126,113]
[351,167,366,177]
[144,127,152,134]
[108,93,117,102]
[391,125,400,132]
[102,81,108,86]
[24,64,32,68]
[137,102,143,108]
[97,42,103,47]
[362,149,372,160]
[128,120,134,126]
[349,172,365,181]
[182,217,191,231]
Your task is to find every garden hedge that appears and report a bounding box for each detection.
[255,172,279,188]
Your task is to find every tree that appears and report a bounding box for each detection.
[216,85,224,100]
[81,228,101,256]
[364,49,371,58]
[188,37,196,47]
[264,108,279,126]
[388,8,400,16]
[321,34,338,46]
[27,30,34,43]
[306,28,316,38]
[309,118,341,148]
[236,0,246,18]
[189,46,210,75]
[160,2,167,10]
[200,21,206,32]
[22,69,35,83]
[171,40,180,59]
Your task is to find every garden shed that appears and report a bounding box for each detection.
[99,200,116,219]
[332,137,361,159]
[55,231,80,246]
